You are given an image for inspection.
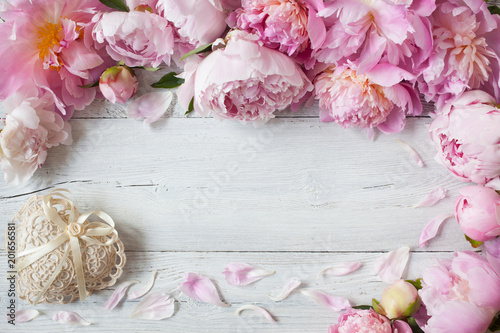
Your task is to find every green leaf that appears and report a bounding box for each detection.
[490,312,500,331]
[465,234,483,248]
[99,0,129,12]
[407,317,425,333]
[489,5,500,15]
[151,72,185,89]
[185,97,194,115]
[78,80,100,88]
[405,279,423,290]
[372,298,385,316]
[352,305,372,310]
[180,43,213,62]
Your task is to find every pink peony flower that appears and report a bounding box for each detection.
[418,0,500,107]
[429,90,500,185]
[92,2,175,68]
[99,66,138,104]
[419,251,500,333]
[0,0,113,117]
[314,63,422,135]
[454,185,500,242]
[0,89,72,186]
[229,0,326,61]
[177,31,313,123]
[315,0,435,75]
[329,308,399,333]
[157,0,229,58]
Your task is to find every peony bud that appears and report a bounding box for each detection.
[374,280,421,319]
[99,66,138,104]
[455,185,500,242]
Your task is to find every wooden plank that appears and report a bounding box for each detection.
[0,251,454,333]
[0,118,469,252]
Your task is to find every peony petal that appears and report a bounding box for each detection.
[268,278,302,301]
[103,280,140,310]
[373,246,410,283]
[419,214,453,248]
[318,262,362,277]
[235,305,276,323]
[300,289,351,312]
[126,91,173,125]
[223,262,275,286]
[128,271,157,300]
[393,319,413,333]
[14,309,39,323]
[52,311,91,325]
[130,292,175,321]
[396,139,425,167]
[413,187,448,208]
[180,272,229,307]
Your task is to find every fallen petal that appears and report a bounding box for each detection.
[180,272,229,307]
[14,309,39,323]
[130,292,175,320]
[129,271,157,300]
[419,214,453,248]
[223,262,275,286]
[235,305,276,323]
[127,91,173,125]
[52,311,91,325]
[103,280,140,310]
[300,289,351,312]
[413,187,448,208]
[318,262,362,278]
[373,246,410,284]
[396,139,424,167]
[268,278,301,301]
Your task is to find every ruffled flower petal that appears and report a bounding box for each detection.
[180,272,229,307]
[268,278,302,302]
[14,309,39,323]
[103,280,140,310]
[419,214,453,248]
[127,91,173,125]
[235,305,276,323]
[373,246,410,283]
[52,311,91,325]
[223,262,275,286]
[129,271,157,300]
[300,289,351,312]
[130,292,175,321]
[414,187,448,208]
[318,262,362,277]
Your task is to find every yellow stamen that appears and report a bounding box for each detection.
[36,21,62,68]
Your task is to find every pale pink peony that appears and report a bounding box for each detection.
[229,0,326,61]
[0,0,113,117]
[429,90,500,185]
[315,0,435,75]
[454,185,500,242]
[99,66,138,104]
[92,2,175,68]
[314,63,422,135]
[157,0,229,59]
[177,31,313,123]
[418,0,500,107]
[0,90,72,186]
[328,308,411,333]
[419,251,500,332]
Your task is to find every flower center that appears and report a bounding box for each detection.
[36,21,63,69]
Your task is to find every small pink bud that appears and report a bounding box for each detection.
[99,66,138,104]
[375,280,420,319]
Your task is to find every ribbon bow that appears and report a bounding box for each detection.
[16,189,117,305]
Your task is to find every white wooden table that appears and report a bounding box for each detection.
[2,4,500,327]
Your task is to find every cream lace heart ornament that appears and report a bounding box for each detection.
[8,189,126,304]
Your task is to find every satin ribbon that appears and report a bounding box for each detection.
[16,189,118,305]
